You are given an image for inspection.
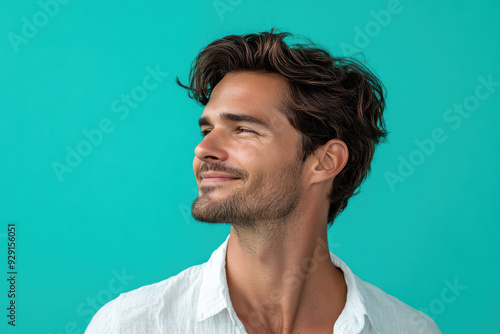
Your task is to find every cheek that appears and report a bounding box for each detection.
[245,152,287,181]
[242,142,292,168]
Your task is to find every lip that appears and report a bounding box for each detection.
[200,172,241,184]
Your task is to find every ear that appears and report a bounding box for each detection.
[307,139,348,185]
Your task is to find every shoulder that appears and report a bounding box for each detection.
[85,264,204,333]
[355,276,442,334]
[117,263,204,309]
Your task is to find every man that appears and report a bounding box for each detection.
[86,28,441,333]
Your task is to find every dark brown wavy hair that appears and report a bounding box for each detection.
[176,27,388,226]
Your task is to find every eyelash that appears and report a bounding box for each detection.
[200,128,257,137]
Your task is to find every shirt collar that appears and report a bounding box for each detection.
[329,252,379,333]
[196,234,232,322]
[196,234,378,333]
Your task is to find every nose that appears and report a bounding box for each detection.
[194,128,229,163]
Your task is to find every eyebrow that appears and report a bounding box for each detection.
[198,112,270,130]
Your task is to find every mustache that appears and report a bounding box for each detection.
[197,162,248,180]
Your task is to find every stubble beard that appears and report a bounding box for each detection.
[191,158,304,230]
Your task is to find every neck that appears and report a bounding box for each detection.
[225,211,347,333]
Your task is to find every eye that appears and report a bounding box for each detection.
[237,127,257,135]
[199,127,257,137]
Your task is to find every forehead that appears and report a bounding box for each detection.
[201,71,289,126]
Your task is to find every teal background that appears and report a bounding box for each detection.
[1,0,499,333]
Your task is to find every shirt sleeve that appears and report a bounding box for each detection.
[84,294,123,334]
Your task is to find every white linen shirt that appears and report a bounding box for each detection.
[85,235,441,333]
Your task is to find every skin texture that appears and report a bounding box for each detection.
[192,70,349,334]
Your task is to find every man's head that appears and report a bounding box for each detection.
[176,28,388,227]
[189,70,305,230]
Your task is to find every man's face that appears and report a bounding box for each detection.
[191,70,306,228]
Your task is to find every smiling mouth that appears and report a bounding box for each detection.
[200,177,241,184]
